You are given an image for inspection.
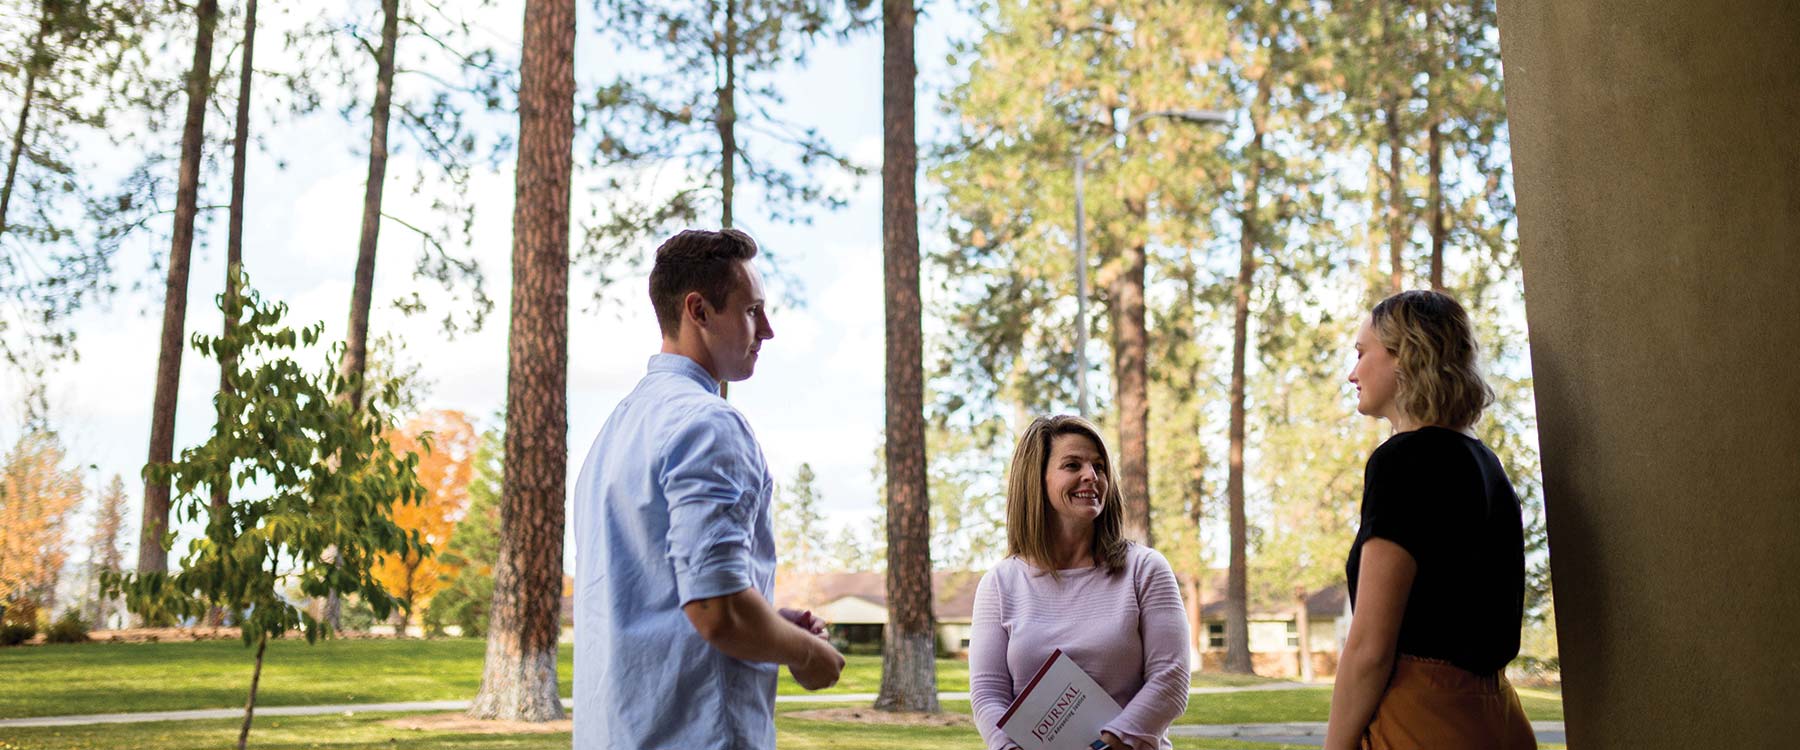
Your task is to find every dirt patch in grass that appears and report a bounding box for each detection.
[784,707,973,728]
[380,712,572,734]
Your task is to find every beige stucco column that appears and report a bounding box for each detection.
[1497,1,1800,746]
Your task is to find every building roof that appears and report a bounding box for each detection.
[774,570,983,623]
[1195,570,1348,620]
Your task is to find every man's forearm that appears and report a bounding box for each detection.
[684,588,818,666]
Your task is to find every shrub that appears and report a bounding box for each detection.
[44,609,90,644]
[0,622,36,646]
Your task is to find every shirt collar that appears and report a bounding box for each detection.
[648,353,720,394]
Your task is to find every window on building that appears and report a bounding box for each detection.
[1207,623,1225,649]
[1286,620,1299,648]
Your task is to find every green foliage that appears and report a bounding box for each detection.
[422,426,501,637]
[104,274,429,647]
[43,609,89,643]
[935,0,1541,635]
[0,621,34,646]
[0,0,165,369]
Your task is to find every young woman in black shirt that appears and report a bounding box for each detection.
[1324,290,1536,750]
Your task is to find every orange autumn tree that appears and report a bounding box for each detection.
[374,410,479,632]
[0,430,85,622]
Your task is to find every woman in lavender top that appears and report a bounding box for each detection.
[970,415,1192,750]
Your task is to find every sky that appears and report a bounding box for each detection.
[2,2,982,575]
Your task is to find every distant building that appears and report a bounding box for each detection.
[772,570,982,656]
[1194,570,1350,679]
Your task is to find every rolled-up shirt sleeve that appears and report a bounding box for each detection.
[659,407,764,605]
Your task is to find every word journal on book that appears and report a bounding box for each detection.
[998,649,1123,750]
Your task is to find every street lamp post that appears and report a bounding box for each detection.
[1072,109,1231,418]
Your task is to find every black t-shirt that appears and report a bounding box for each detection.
[1346,426,1525,676]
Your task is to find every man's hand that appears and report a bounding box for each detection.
[779,607,828,637]
[789,637,846,691]
[1098,730,1128,749]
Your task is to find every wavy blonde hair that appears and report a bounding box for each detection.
[1370,290,1495,431]
[1004,415,1129,576]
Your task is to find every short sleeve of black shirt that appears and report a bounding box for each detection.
[1357,439,1442,561]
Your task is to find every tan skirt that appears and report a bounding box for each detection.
[1361,655,1538,750]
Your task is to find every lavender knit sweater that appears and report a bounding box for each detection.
[969,543,1191,750]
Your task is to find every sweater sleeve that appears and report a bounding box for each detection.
[969,567,1024,750]
[1102,550,1191,749]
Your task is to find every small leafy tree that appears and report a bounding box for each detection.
[424,426,501,637]
[107,274,428,750]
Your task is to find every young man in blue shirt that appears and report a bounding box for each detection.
[572,228,845,750]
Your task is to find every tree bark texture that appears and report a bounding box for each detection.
[0,5,51,238]
[1225,70,1273,676]
[343,0,400,411]
[875,0,937,713]
[1111,196,1151,546]
[1425,3,1446,292]
[216,0,256,513]
[140,0,219,577]
[716,0,738,230]
[467,0,573,723]
[323,0,398,629]
[1382,0,1407,294]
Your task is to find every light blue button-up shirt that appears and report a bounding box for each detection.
[573,354,778,750]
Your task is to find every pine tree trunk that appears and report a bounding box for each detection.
[0,4,51,238]
[874,0,937,713]
[1112,200,1151,546]
[1382,0,1406,293]
[326,0,399,629]
[717,0,737,230]
[140,0,220,579]
[712,0,739,400]
[216,0,256,513]
[343,0,400,411]
[1225,70,1273,676]
[1425,1,1446,292]
[467,0,572,722]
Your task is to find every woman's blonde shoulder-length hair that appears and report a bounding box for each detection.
[1004,415,1130,576]
[1371,290,1496,431]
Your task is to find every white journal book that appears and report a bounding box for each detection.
[998,648,1124,750]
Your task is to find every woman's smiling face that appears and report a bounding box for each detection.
[1044,432,1107,527]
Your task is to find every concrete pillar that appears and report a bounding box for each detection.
[1497,1,1800,746]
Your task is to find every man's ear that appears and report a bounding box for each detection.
[683,291,709,328]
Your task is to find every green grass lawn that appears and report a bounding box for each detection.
[1,703,1557,750]
[0,638,1564,749]
[0,639,970,719]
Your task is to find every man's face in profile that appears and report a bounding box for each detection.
[701,259,774,382]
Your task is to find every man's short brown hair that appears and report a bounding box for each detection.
[648,229,760,338]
